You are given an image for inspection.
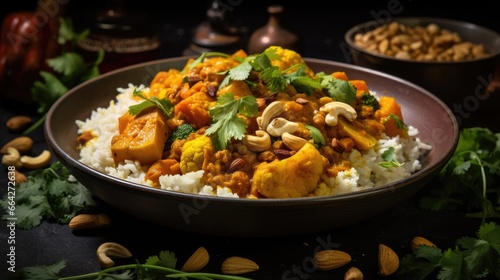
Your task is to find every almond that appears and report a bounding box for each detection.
[221,256,259,275]
[1,136,33,154]
[411,236,436,251]
[378,244,400,276]
[69,213,111,229]
[344,266,364,280]
[181,246,210,272]
[313,249,352,271]
[6,115,32,132]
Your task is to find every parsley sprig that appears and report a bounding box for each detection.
[0,162,97,229]
[17,250,252,280]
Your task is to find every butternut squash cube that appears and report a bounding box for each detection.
[111,108,168,165]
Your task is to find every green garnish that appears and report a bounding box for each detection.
[128,86,174,118]
[379,146,404,168]
[305,124,325,147]
[16,250,252,280]
[398,221,500,280]
[183,51,231,73]
[0,162,97,229]
[316,72,357,106]
[26,17,103,134]
[384,113,408,130]
[205,93,258,150]
[418,127,500,219]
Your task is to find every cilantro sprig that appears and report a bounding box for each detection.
[0,162,97,229]
[205,93,258,150]
[398,221,500,280]
[379,146,404,168]
[418,127,500,220]
[128,86,174,118]
[26,17,104,134]
[16,250,252,280]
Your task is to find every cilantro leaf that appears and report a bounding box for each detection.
[31,71,69,114]
[128,86,174,118]
[305,124,325,147]
[0,162,97,229]
[20,259,67,280]
[418,127,500,218]
[317,73,356,106]
[205,93,258,150]
[399,222,500,280]
[379,147,403,168]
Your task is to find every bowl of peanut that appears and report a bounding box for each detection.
[344,17,500,126]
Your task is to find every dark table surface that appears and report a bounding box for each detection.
[1,1,500,279]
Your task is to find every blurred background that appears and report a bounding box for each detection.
[1,0,499,114]
[2,0,498,66]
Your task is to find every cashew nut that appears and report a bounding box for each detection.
[20,150,51,170]
[257,101,284,130]
[96,242,132,268]
[242,130,271,152]
[282,132,309,151]
[319,101,357,126]
[2,147,22,168]
[266,118,299,137]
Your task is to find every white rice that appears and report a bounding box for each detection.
[76,84,431,198]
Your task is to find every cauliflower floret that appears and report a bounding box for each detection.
[265,46,314,77]
[179,134,212,174]
[252,143,327,198]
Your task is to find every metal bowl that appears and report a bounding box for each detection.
[45,56,459,237]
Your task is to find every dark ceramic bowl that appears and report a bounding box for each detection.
[344,17,500,118]
[45,56,459,237]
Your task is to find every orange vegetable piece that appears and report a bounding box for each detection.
[174,91,213,129]
[349,79,370,94]
[111,107,168,165]
[375,96,408,138]
[332,71,349,80]
[145,158,181,188]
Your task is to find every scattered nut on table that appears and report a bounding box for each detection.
[378,244,400,276]
[6,115,32,132]
[181,246,210,272]
[1,136,34,154]
[313,249,352,271]
[221,256,259,275]
[96,242,132,268]
[69,213,111,230]
[20,149,51,170]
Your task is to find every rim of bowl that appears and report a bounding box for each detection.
[344,17,500,64]
[44,56,459,206]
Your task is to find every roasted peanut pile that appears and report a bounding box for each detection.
[353,21,489,62]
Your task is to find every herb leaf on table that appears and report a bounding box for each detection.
[418,127,500,219]
[398,221,500,280]
[0,162,97,229]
